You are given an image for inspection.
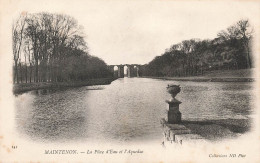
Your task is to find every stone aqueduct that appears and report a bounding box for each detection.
[108,64,141,78]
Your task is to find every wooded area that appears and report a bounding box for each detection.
[12,12,112,84]
[139,20,254,77]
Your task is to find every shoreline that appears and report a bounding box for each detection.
[141,68,255,82]
[141,76,254,82]
[13,78,116,94]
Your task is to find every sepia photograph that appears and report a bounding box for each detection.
[0,0,260,162]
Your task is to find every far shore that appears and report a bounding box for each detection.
[141,76,254,82]
[141,68,255,82]
[13,78,116,94]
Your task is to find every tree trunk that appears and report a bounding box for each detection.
[29,64,32,83]
[19,62,22,83]
[246,46,252,68]
[35,59,38,82]
[14,61,19,84]
[25,65,27,83]
[24,54,27,83]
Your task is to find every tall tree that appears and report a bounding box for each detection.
[236,20,253,68]
[12,14,26,83]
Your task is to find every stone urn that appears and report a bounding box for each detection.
[167,84,181,102]
[166,84,182,123]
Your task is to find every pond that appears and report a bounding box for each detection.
[15,78,254,144]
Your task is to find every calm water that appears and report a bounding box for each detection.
[15,78,254,143]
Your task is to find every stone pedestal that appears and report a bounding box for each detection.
[166,98,182,124]
[161,121,207,146]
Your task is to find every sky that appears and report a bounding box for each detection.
[7,0,260,65]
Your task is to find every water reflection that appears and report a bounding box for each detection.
[15,87,90,142]
[15,78,254,143]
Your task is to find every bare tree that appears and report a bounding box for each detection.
[218,19,253,68]
[236,19,253,68]
[25,14,41,82]
[13,12,113,84]
[12,14,26,83]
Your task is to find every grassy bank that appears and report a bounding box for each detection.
[13,78,116,94]
[142,68,255,82]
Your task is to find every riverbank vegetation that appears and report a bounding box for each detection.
[12,12,112,85]
[139,19,254,77]
[13,78,115,94]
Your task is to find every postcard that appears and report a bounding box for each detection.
[0,0,259,162]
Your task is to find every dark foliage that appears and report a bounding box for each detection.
[12,12,112,83]
[140,19,254,77]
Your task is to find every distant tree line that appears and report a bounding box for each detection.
[12,12,112,84]
[139,19,254,77]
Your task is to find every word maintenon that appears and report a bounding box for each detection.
[45,150,78,154]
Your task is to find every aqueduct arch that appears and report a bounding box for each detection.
[108,64,141,78]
